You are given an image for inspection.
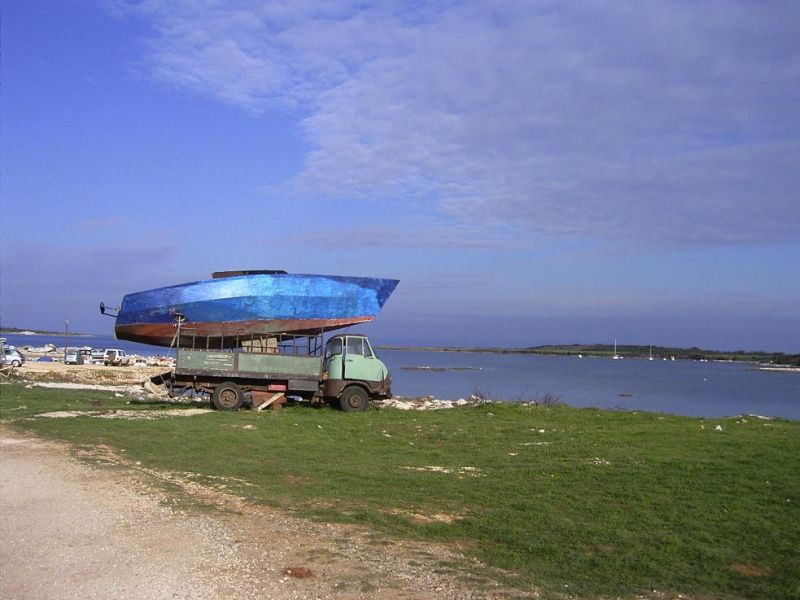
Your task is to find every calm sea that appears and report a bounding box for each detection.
[5,334,799,420]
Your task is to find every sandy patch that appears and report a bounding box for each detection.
[37,408,212,420]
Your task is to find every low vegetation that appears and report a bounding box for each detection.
[2,382,798,598]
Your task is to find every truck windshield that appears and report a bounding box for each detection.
[326,337,342,357]
[346,337,373,357]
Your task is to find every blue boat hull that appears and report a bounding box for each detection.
[114,273,399,347]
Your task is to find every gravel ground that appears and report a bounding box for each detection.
[0,426,530,599]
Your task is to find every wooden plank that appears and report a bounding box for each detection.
[250,391,287,411]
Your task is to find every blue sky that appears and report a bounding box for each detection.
[1,1,799,351]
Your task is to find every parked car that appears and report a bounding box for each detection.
[90,348,105,364]
[4,348,26,367]
[103,349,129,366]
[65,347,80,365]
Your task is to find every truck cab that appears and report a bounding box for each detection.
[323,334,392,411]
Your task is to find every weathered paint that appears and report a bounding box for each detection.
[116,316,374,347]
[114,273,398,347]
[176,349,321,380]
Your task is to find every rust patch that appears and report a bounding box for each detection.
[730,563,772,577]
[116,316,374,347]
[284,567,315,578]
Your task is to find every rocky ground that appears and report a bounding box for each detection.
[1,363,528,599]
[9,360,168,386]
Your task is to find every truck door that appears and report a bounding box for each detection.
[324,336,344,380]
[343,336,381,382]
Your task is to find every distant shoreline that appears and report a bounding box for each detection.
[377,343,800,367]
[1,328,93,338]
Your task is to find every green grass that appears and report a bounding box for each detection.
[2,382,798,598]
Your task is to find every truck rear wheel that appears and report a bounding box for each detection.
[339,386,369,412]
[212,382,243,411]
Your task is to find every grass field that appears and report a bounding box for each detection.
[2,382,798,598]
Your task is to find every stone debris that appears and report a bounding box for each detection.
[374,395,494,411]
[38,409,212,420]
[401,465,485,477]
[32,382,143,394]
[375,397,471,410]
[143,379,170,397]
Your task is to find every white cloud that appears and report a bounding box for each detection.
[116,0,800,245]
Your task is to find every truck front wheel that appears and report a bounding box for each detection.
[339,386,369,412]
[212,382,243,411]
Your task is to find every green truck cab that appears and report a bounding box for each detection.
[322,334,392,411]
[170,332,391,412]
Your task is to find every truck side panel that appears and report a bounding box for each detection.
[176,350,321,382]
[179,351,234,371]
[238,353,321,377]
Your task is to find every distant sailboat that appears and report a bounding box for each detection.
[648,345,654,361]
[612,338,622,360]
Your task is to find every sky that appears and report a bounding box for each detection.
[1,0,799,352]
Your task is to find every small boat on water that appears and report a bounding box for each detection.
[106,270,399,348]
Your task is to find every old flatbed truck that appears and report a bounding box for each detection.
[167,331,391,411]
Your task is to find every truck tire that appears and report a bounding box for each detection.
[212,382,243,411]
[339,386,369,412]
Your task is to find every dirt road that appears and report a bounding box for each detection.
[0,426,518,599]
